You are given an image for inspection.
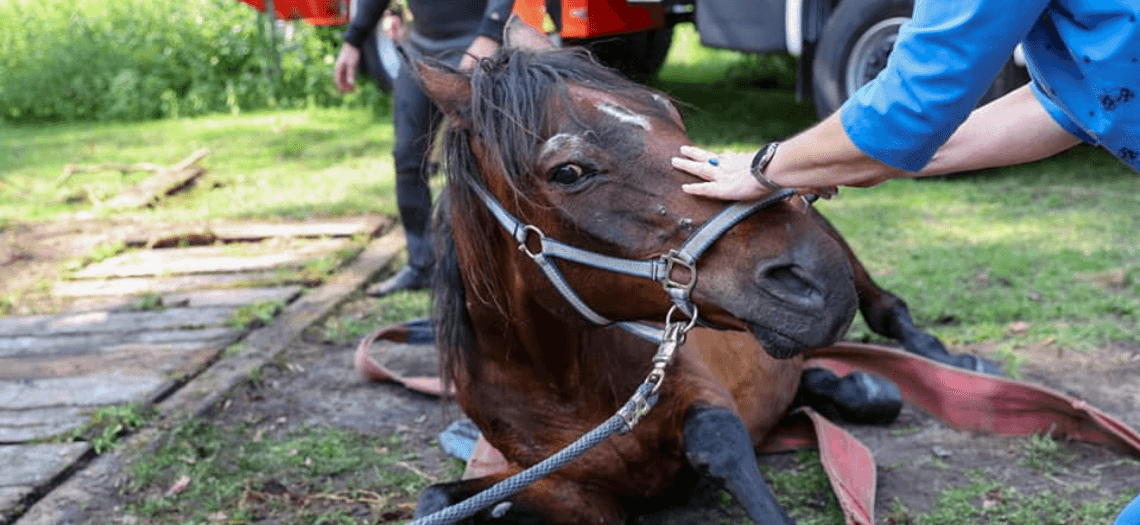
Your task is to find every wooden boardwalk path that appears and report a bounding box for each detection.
[0,216,402,520]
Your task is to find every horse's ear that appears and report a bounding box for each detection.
[504,14,555,51]
[416,62,471,120]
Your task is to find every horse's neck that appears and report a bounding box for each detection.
[467,298,653,397]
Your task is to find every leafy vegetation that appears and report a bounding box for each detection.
[61,403,156,454]
[0,0,383,123]
[227,299,287,330]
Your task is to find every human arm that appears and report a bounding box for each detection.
[676,0,1068,200]
[335,0,396,93]
[677,83,1082,200]
[458,0,514,70]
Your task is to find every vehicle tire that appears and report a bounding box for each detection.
[810,0,1028,119]
[579,27,675,82]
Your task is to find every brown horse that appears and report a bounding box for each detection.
[413,17,993,524]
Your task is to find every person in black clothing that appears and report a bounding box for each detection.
[334,0,515,296]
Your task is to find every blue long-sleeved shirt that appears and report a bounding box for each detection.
[840,0,1140,173]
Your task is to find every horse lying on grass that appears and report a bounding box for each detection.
[410,16,997,524]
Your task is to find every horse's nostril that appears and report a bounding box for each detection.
[764,264,822,303]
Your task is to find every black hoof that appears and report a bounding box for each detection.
[799,368,903,425]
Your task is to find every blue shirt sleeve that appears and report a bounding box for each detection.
[1029,79,1097,144]
[840,0,1050,171]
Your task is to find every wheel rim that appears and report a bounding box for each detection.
[845,17,910,96]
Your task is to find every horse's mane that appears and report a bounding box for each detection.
[430,44,657,391]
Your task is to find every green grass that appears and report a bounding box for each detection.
[0,107,399,223]
[123,419,428,524]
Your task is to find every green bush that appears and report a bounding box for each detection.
[0,0,383,123]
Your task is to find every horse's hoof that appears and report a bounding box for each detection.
[799,368,903,425]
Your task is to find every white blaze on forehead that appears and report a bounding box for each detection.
[598,103,650,131]
[540,132,588,158]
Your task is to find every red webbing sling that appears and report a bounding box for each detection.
[356,329,1140,525]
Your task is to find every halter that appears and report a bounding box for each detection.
[470,181,798,342]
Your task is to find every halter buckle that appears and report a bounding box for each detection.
[518,224,545,259]
[660,250,696,293]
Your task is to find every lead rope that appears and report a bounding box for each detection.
[407,307,697,525]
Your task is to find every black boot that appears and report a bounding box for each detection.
[367,231,433,297]
[797,368,903,425]
[366,264,431,297]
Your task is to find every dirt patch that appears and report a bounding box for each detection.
[0,216,142,314]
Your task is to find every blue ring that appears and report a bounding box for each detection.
[708,158,719,166]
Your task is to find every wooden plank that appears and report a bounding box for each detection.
[105,149,209,210]
[0,407,91,442]
[0,443,90,491]
[53,271,285,297]
[158,229,406,421]
[51,286,302,313]
[106,167,204,209]
[72,238,351,279]
[0,373,167,410]
[122,215,388,247]
[0,306,236,338]
[0,327,238,358]
[0,341,227,380]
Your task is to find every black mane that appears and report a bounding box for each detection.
[430,44,658,390]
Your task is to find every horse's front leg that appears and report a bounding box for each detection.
[683,406,795,525]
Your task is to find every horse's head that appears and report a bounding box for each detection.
[419,17,857,360]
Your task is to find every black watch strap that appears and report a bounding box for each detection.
[750,142,782,190]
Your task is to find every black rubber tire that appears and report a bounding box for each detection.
[810,0,1028,119]
[578,27,675,82]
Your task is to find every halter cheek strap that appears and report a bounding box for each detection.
[470,182,796,342]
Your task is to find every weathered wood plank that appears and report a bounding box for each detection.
[0,340,226,380]
[105,149,209,210]
[0,307,236,338]
[122,215,388,247]
[0,326,237,358]
[0,443,90,496]
[72,238,350,279]
[53,271,285,297]
[0,373,167,410]
[0,407,90,442]
[50,286,301,313]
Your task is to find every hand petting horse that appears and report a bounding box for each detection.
[409,16,995,524]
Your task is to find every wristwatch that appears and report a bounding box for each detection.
[750,142,782,190]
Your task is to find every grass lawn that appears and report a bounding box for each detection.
[3,22,1138,525]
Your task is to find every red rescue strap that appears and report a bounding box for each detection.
[356,329,1140,525]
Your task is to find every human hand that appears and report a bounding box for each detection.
[673,145,771,201]
[459,35,501,70]
[334,44,362,94]
[381,9,404,41]
[674,145,839,201]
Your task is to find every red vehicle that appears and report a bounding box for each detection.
[242,0,1025,119]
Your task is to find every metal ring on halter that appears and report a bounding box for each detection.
[518,224,546,258]
[665,304,699,333]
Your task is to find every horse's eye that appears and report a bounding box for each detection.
[550,163,585,185]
